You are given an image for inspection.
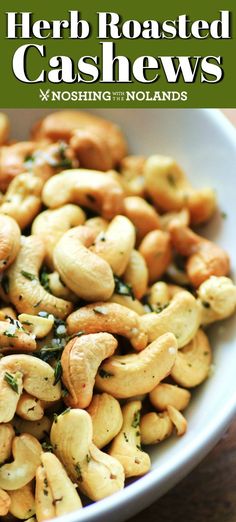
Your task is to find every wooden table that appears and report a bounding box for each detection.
[129,109,236,522]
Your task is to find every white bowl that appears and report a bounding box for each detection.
[3,108,236,522]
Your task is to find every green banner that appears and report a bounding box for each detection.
[0,0,235,107]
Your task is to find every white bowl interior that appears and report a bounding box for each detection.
[2,109,236,522]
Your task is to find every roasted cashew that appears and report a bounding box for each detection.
[171,329,212,388]
[13,416,51,441]
[7,235,73,319]
[167,405,187,436]
[35,452,82,521]
[0,488,11,516]
[95,332,177,398]
[42,169,124,219]
[66,302,148,352]
[109,400,150,477]
[160,208,190,231]
[0,113,9,145]
[109,294,145,315]
[123,250,148,300]
[0,354,61,422]
[0,320,36,353]
[18,313,54,339]
[0,173,43,230]
[139,230,172,284]
[0,214,21,272]
[197,276,236,325]
[141,290,201,347]
[119,155,146,197]
[0,142,36,191]
[87,393,123,449]
[54,226,115,301]
[0,423,15,464]
[50,409,125,501]
[32,110,127,170]
[0,434,42,490]
[47,272,78,303]
[91,215,135,276]
[8,481,35,520]
[123,196,160,242]
[16,393,44,421]
[140,412,173,445]
[169,223,230,287]
[149,383,191,411]
[61,333,117,409]
[32,204,86,269]
[144,155,217,225]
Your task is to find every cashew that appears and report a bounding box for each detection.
[1,173,43,229]
[0,113,10,145]
[8,481,35,520]
[144,281,170,311]
[42,169,124,219]
[139,230,172,283]
[53,226,115,301]
[197,276,236,325]
[0,320,36,353]
[87,393,123,449]
[0,488,11,516]
[0,424,15,464]
[149,383,191,411]
[61,333,118,409]
[160,208,190,231]
[85,216,108,235]
[141,290,201,347]
[32,204,86,269]
[109,401,150,477]
[0,354,61,422]
[144,155,217,225]
[95,332,177,398]
[171,329,212,388]
[50,409,125,501]
[167,405,187,436]
[140,412,173,445]
[47,272,78,303]
[123,250,148,300]
[123,196,160,242]
[0,142,36,191]
[16,393,44,421]
[18,314,54,339]
[7,235,73,319]
[32,110,127,170]
[66,302,148,352]
[91,216,135,276]
[119,155,146,197]
[0,214,21,272]
[0,307,17,321]
[109,294,145,315]
[0,434,42,490]
[13,416,51,441]
[35,452,82,521]
[169,223,230,287]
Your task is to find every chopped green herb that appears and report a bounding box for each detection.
[3,330,18,338]
[54,360,62,385]
[123,432,129,443]
[131,410,141,429]
[68,331,85,340]
[33,299,43,308]
[86,453,91,463]
[167,173,176,187]
[42,442,53,452]
[221,211,227,219]
[61,388,69,398]
[1,274,9,294]
[74,463,83,482]
[98,369,114,379]
[43,489,48,496]
[40,267,51,293]
[61,407,71,416]
[20,270,37,281]
[4,371,19,393]
[93,306,108,315]
[114,275,134,300]
[53,413,58,423]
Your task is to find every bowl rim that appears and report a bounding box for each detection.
[28,108,236,522]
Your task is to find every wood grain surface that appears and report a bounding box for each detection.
[128,109,236,522]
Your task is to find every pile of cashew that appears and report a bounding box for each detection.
[0,110,235,521]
